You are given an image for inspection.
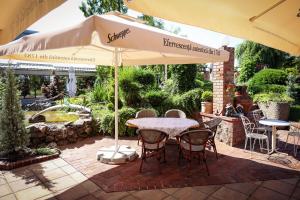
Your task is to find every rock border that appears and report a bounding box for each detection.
[0,152,60,170]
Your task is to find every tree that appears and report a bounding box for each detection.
[236,40,291,68]
[30,75,41,98]
[138,15,164,29]
[79,0,127,17]
[170,64,197,93]
[0,69,29,155]
[238,54,259,83]
[19,75,30,98]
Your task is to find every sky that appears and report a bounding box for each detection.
[29,0,244,49]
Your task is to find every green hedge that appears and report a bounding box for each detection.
[99,107,137,136]
[144,90,168,107]
[173,88,202,116]
[248,69,288,95]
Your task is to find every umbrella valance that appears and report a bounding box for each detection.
[125,0,300,56]
[0,12,229,65]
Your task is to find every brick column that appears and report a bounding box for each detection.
[212,46,235,115]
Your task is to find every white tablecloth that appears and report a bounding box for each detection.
[126,118,199,137]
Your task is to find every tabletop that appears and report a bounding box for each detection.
[126,117,199,137]
[259,119,290,127]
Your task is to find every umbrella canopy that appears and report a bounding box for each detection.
[125,0,300,56]
[0,12,229,163]
[0,0,64,45]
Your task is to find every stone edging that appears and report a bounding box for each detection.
[0,152,60,170]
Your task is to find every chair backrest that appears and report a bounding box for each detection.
[165,109,186,118]
[251,109,265,127]
[240,115,255,136]
[180,129,210,146]
[137,129,168,148]
[136,109,157,118]
[204,118,222,135]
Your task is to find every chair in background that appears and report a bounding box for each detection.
[203,118,222,159]
[165,109,186,118]
[240,115,269,153]
[284,122,300,157]
[178,129,211,175]
[251,109,272,137]
[136,109,157,118]
[137,129,168,173]
[135,109,157,145]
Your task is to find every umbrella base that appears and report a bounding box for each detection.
[96,145,138,164]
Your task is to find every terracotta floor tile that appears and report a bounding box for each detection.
[192,185,222,195]
[53,184,89,200]
[172,187,208,200]
[3,170,34,183]
[0,184,12,197]
[15,185,52,200]
[131,189,168,200]
[212,186,248,200]
[251,187,289,200]
[92,190,129,200]
[78,194,98,200]
[225,182,259,195]
[80,180,100,194]
[280,178,299,185]
[0,194,16,200]
[69,172,88,183]
[161,188,179,195]
[292,186,300,199]
[121,195,139,200]
[262,180,296,196]
[35,193,57,200]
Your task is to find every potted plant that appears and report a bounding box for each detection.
[201,91,213,114]
[253,93,294,120]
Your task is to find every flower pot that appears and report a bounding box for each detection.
[201,102,213,114]
[258,102,290,120]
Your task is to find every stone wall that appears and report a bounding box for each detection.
[26,117,95,147]
[199,112,245,146]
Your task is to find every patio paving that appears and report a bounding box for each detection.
[0,132,299,200]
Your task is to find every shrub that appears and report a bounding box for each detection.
[248,69,288,95]
[107,102,114,111]
[162,79,178,94]
[201,91,213,102]
[92,85,107,102]
[170,64,197,93]
[173,88,202,116]
[34,147,56,155]
[253,93,294,103]
[247,84,287,96]
[134,69,155,89]
[144,90,168,107]
[99,107,137,136]
[238,54,257,83]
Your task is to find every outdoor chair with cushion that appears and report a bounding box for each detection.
[137,129,168,173]
[178,129,211,175]
[134,109,157,145]
[240,115,269,153]
[284,122,300,157]
[164,109,186,118]
[203,117,222,159]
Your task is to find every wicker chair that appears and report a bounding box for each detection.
[240,115,269,153]
[178,129,211,175]
[203,118,222,159]
[136,109,157,118]
[137,129,168,173]
[165,109,186,118]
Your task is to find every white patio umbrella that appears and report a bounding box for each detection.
[125,0,300,56]
[0,12,229,164]
[67,67,77,97]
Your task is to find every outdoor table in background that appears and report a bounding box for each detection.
[126,118,199,137]
[259,119,290,154]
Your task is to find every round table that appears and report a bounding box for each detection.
[126,117,199,137]
[259,119,290,154]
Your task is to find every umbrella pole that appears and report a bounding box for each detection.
[114,61,119,150]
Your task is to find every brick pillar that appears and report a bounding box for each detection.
[212,46,235,115]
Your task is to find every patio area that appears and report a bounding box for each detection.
[1,131,299,200]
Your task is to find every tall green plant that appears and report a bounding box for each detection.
[170,64,197,94]
[0,69,29,154]
[79,0,127,17]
